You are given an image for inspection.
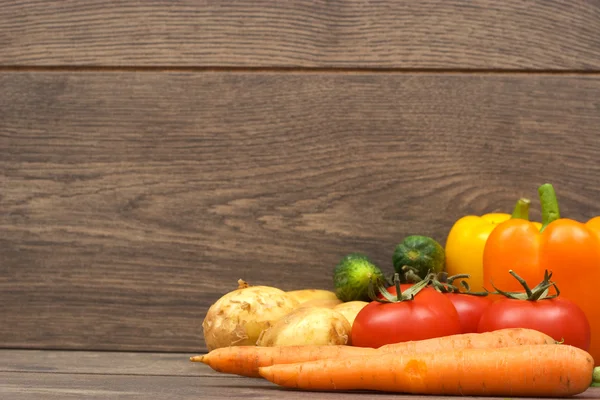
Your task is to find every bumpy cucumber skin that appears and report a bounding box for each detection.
[392,235,445,281]
[333,253,384,302]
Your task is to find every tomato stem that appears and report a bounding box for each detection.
[368,273,430,303]
[446,273,471,284]
[391,270,491,297]
[427,272,489,296]
[402,266,423,284]
[490,269,559,301]
[511,198,531,220]
[538,183,561,232]
[394,273,403,298]
[509,270,533,298]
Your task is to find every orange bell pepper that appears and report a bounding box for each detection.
[483,183,600,365]
[445,198,539,293]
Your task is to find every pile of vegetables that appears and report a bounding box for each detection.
[195,182,600,396]
[202,281,354,350]
[194,328,595,397]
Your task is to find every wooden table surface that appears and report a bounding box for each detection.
[1,350,598,400]
[3,3,600,400]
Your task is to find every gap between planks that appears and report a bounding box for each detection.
[0,349,219,378]
[1,66,600,75]
[0,370,235,378]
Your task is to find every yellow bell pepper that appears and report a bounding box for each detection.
[444,199,541,292]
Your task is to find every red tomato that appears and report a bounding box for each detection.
[444,293,493,333]
[381,283,493,334]
[477,297,591,351]
[352,285,462,348]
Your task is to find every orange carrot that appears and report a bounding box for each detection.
[259,344,594,397]
[379,327,556,355]
[190,345,375,378]
[191,328,554,378]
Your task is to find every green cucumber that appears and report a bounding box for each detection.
[393,235,445,282]
[333,253,384,302]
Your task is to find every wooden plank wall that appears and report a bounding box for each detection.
[2,1,600,353]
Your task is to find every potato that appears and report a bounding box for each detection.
[297,298,343,309]
[256,307,351,347]
[333,301,369,326]
[202,284,299,351]
[287,289,339,304]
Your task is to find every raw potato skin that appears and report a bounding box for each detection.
[287,289,339,304]
[256,307,352,347]
[297,298,343,309]
[203,285,299,351]
[333,301,368,326]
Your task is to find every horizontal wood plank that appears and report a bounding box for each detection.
[0,350,206,377]
[2,72,600,352]
[1,1,600,69]
[2,352,600,400]
[0,372,260,400]
[2,373,599,400]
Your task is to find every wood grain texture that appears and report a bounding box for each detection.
[0,350,204,377]
[3,72,600,352]
[2,0,600,69]
[2,352,600,400]
[2,374,599,400]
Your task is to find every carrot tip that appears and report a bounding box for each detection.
[258,366,271,379]
[190,355,205,362]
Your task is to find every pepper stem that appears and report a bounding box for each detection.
[538,183,561,231]
[511,198,531,220]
